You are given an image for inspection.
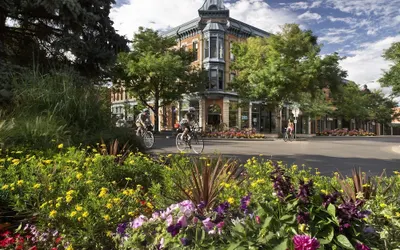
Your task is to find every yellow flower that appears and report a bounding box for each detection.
[66,195,73,203]
[227,197,235,204]
[82,211,89,218]
[380,203,387,208]
[43,160,52,165]
[66,245,74,250]
[78,217,82,222]
[12,159,20,165]
[66,190,75,196]
[1,184,9,190]
[103,215,110,221]
[56,197,63,202]
[87,171,93,176]
[224,183,231,188]
[98,187,108,198]
[58,143,64,149]
[49,210,57,218]
[40,202,48,208]
[75,205,83,211]
[167,154,173,158]
[33,184,41,189]
[128,211,135,216]
[85,180,93,185]
[113,198,121,204]
[146,202,154,209]
[17,180,24,186]
[106,231,113,237]
[56,203,61,208]
[70,211,77,217]
[76,173,83,180]
[362,184,371,188]
[320,189,328,195]
[394,171,400,175]
[125,177,132,181]
[106,203,113,209]
[316,171,321,175]
[396,212,400,217]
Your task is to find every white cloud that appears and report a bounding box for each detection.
[288,2,309,10]
[110,0,300,39]
[297,11,322,21]
[326,16,357,25]
[340,35,400,92]
[310,1,322,8]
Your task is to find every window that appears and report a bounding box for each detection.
[210,69,218,89]
[193,41,198,61]
[204,38,209,59]
[218,70,224,89]
[218,37,224,59]
[210,37,217,58]
[230,41,235,61]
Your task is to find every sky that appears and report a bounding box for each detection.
[110,0,400,97]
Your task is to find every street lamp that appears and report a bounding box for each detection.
[291,104,300,139]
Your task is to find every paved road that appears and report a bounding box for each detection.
[150,136,400,176]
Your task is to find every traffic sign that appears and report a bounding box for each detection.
[292,108,300,118]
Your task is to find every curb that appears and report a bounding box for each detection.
[392,145,400,154]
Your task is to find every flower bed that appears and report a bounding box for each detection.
[202,128,267,139]
[316,129,376,136]
[1,149,400,249]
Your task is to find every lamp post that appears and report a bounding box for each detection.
[291,104,300,139]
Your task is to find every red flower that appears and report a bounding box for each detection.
[29,246,38,250]
[140,200,146,205]
[0,231,10,237]
[55,237,62,244]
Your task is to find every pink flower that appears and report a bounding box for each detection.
[293,235,320,250]
[356,243,371,250]
[255,216,261,224]
[178,216,188,228]
[166,215,173,227]
[202,218,215,232]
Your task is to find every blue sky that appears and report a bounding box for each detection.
[111,0,400,95]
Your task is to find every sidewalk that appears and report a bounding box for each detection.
[393,145,400,154]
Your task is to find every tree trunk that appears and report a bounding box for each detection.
[154,91,160,133]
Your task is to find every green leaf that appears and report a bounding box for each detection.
[336,235,355,250]
[272,239,288,250]
[318,226,334,244]
[262,216,272,229]
[227,242,242,250]
[280,214,296,224]
[327,204,336,217]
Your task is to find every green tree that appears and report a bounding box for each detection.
[366,90,398,125]
[231,24,347,104]
[299,90,334,121]
[115,27,206,132]
[379,41,400,96]
[0,0,128,80]
[333,82,369,125]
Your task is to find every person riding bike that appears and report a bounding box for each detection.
[136,108,151,137]
[180,107,197,141]
[286,120,294,136]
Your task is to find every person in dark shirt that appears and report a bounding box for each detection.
[180,107,197,141]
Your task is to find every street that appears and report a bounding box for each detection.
[151,136,400,176]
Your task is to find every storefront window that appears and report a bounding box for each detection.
[240,103,249,129]
[208,104,221,126]
[229,102,238,128]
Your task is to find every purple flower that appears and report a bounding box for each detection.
[179,200,196,216]
[270,164,295,201]
[177,216,188,228]
[180,237,190,246]
[130,215,147,229]
[356,243,371,250]
[166,215,173,227]
[240,194,251,213]
[214,202,230,215]
[167,223,182,237]
[293,235,320,250]
[321,191,340,208]
[202,218,215,232]
[117,222,128,235]
[216,221,225,234]
[337,200,370,231]
[198,201,206,210]
[297,180,314,204]
[297,211,310,224]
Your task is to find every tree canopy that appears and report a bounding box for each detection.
[115,27,206,132]
[379,41,400,96]
[230,24,347,105]
[0,0,128,80]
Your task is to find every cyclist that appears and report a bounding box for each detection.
[136,108,151,137]
[180,107,197,141]
[286,120,294,136]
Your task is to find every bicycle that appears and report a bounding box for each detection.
[137,125,155,149]
[176,124,204,154]
[283,128,295,142]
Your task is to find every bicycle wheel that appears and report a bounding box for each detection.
[143,131,155,149]
[190,133,204,154]
[283,133,288,142]
[176,133,189,152]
